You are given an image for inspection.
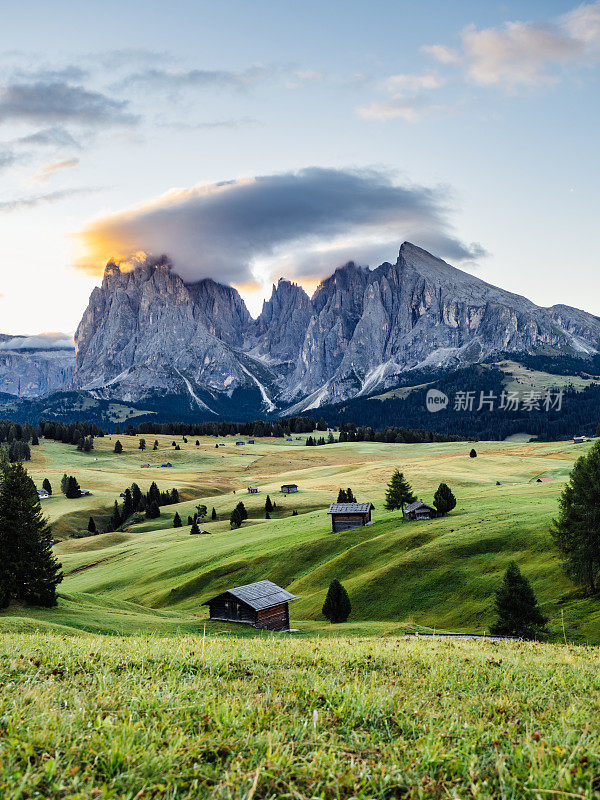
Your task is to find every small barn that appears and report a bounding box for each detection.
[573,436,586,444]
[248,486,259,493]
[281,484,298,494]
[248,439,255,444]
[328,502,374,532]
[37,489,50,500]
[403,500,437,521]
[161,462,173,468]
[236,441,245,446]
[202,580,298,631]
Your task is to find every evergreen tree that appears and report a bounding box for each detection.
[196,440,200,446]
[42,478,52,496]
[196,503,207,518]
[153,440,159,450]
[327,431,335,444]
[0,462,63,608]
[122,489,134,520]
[87,517,96,534]
[235,501,248,521]
[147,481,161,507]
[317,417,327,431]
[139,438,146,450]
[114,440,123,454]
[433,483,457,515]
[337,488,348,503]
[552,440,600,594]
[230,507,243,529]
[490,562,548,639]
[65,476,81,499]
[110,501,122,531]
[190,518,200,534]
[211,507,217,521]
[384,470,416,514]
[60,473,68,494]
[322,579,351,623]
[292,510,298,516]
[346,488,356,502]
[131,483,143,511]
[173,511,182,528]
[187,516,193,525]
[469,448,477,458]
[265,495,273,513]
[265,511,270,520]
[146,501,160,520]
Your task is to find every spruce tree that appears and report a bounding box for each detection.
[147,481,160,507]
[490,562,548,639]
[265,511,270,520]
[114,440,123,454]
[146,501,160,520]
[65,476,81,499]
[153,440,159,450]
[0,462,63,608]
[230,507,242,529]
[60,473,68,494]
[122,489,134,520]
[211,507,217,521]
[433,483,457,515]
[346,488,356,503]
[235,501,248,521]
[337,488,348,503]
[110,501,122,531]
[552,439,600,594]
[322,579,351,623]
[131,483,143,511]
[190,518,200,534]
[469,448,477,458]
[42,478,52,496]
[265,495,273,513]
[384,470,416,514]
[139,438,146,450]
[173,511,182,528]
[87,517,96,534]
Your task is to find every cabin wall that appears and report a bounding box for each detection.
[331,513,369,532]
[208,597,256,625]
[256,603,290,631]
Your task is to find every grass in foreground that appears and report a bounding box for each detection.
[1,632,600,799]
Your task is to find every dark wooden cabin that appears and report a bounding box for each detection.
[403,499,437,520]
[327,502,374,532]
[202,580,298,631]
[248,486,259,493]
[281,484,298,493]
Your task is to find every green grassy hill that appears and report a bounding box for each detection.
[2,433,599,641]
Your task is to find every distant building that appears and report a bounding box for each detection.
[202,580,298,631]
[281,484,298,493]
[286,437,293,441]
[295,437,302,440]
[573,436,586,444]
[79,489,91,497]
[37,489,50,500]
[141,463,150,468]
[248,439,255,444]
[236,441,245,446]
[248,486,259,493]
[328,502,374,532]
[536,477,555,482]
[403,500,437,521]
[161,462,173,467]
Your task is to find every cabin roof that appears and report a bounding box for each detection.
[404,499,435,513]
[281,483,298,488]
[328,502,373,514]
[202,579,298,611]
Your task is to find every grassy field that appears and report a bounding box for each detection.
[1,632,600,799]
[1,432,599,640]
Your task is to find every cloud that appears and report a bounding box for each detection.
[118,65,270,92]
[0,187,97,213]
[358,72,446,122]
[76,167,487,287]
[426,0,600,89]
[358,95,434,122]
[0,82,138,125]
[0,150,17,170]
[0,332,74,351]
[159,116,260,131]
[34,158,79,183]
[13,66,88,83]
[15,126,82,149]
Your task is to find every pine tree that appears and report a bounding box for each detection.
[131,483,143,511]
[147,481,160,507]
[469,448,477,458]
[65,476,81,499]
[337,488,348,502]
[146,501,160,520]
[230,507,243,529]
[265,511,270,520]
[114,440,123,454]
[322,579,351,623]
[235,501,248,521]
[153,440,159,450]
[187,516,193,525]
[110,501,122,531]
[490,562,548,639]
[173,511,182,528]
[384,470,416,514]
[265,495,273,513]
[87,517,96,534]
[190,518,200,534]
[211,507,217,521]
[0,462,63,608]
[60,473,68,494]
[122,489,134,521]
[433,483,457,515]
[346,488,356,502]
[552,439,600,594]
[42,478,52,496]
[196,440,200,446]
[139,438,146,450]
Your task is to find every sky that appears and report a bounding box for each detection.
[0,0,599,335]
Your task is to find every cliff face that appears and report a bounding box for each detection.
[0,346,75,397]
[71,244,600,412]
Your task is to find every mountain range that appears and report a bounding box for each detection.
[2,242,600,420]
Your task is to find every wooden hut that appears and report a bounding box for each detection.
[248,486,259,493]
[281,484,298,494]
[403,499,437,521]
[328,502,374,532]
[202,580,298,631]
